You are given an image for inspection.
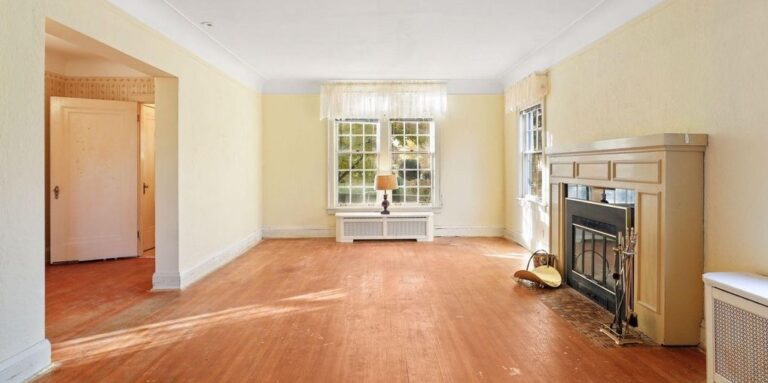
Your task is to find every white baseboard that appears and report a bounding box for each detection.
[504,229,527,247]
[262,226,335,238]
[179,231,262,289]
[151,231,262,291]
[434,226,505,237]
[152,272,182,291]
[263,226,507,239]
[0,339,51,383]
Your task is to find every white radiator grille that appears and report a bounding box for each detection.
[343,221,383,237]
[713,298,768,383]
[388,220,427,236]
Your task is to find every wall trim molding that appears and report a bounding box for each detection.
[504,229,529,249]
[152,272,182,291]
[152,230,262,290]
[262,226,335,238]
[105,0,263,90]
[263,225,506,239]
[434,226,505,237]
[179,231,263,289]
[0,339,52,383]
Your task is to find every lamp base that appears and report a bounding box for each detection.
[381,192,391,215]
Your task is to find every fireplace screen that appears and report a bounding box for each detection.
[572,224,617,292]
[565,197,633,310]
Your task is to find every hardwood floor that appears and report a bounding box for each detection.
[38,238,705,382]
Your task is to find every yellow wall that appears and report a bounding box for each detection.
[263,94,505,235]
[262,95,334,233]
[507,0,768,274]
[1,0,262,369]
[0,0,47,366]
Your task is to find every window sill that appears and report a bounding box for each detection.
[517,197,548,208]
[327,205,442,215]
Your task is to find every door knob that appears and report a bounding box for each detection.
[143,183,149,195]
[53,186,60,199]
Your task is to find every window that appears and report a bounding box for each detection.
[331,118,439,209]
[520,104,544,200]
[335,119,379,206]
[390,119,434,205]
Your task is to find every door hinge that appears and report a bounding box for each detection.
[137,114,141,122]
[137,231,140,239]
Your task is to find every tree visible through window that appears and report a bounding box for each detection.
[520,105,543,200]
[390,119,434,205]
[336,119,379,206]
[332,118,438,208]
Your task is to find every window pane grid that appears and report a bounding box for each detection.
[336,119,379,206]
[390,119,434,205]
[520,105,543,199]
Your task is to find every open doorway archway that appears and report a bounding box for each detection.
[45,20,180,289]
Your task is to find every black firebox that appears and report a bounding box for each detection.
[565,198,633,311]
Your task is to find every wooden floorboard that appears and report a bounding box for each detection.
[37,237,705,382]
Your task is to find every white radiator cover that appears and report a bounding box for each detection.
[704,272,768,383]
[335,212,434,242]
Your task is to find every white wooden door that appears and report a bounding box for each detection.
[50,97,139,263]
[140,104,156,251]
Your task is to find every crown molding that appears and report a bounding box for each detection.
[501,0,666,87]
[261,79,503,95]
[106,0,263,91]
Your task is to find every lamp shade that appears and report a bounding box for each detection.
[375,174,398,191]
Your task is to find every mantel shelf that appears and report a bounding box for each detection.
[546,133,708,156]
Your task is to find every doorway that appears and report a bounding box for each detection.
[49,97,148,262]
[44,19,179,284]
[140,104,156,257]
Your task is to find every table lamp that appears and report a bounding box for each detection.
[375,174,398,215]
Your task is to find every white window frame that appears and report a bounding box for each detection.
[388,118,439,208]
[327,117,441,212]
[519,103,545,203]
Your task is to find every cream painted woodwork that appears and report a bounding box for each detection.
[547,133,707,345]
[140,104,156,252]
[335,212,434,243]
[50,97,139,263]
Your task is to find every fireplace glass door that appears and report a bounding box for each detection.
[572,224,617,293]
[565,197,633,311]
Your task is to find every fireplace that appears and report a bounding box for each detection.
[565,194,633,311]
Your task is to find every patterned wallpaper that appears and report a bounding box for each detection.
[45,71,154,102]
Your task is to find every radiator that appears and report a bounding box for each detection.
[704,272,768,383]
[335,212,434,243]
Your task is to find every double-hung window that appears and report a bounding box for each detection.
[390,119,435,205]
[520,104,544,200]
[335,119,380,207]
[331,118,438,209]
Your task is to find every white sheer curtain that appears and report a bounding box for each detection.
[320,81,447,120]
[505,72,549,112]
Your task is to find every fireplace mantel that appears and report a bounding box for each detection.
[546,133,708,346]
[546,133,708,156]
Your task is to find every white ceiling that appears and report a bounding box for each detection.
[108,0,665,91]
[164,0,601,80]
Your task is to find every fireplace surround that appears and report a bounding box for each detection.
[546,133,707,345]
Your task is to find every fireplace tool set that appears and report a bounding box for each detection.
[600,228,643,345]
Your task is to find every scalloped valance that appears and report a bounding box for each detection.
[320,81,447,120]
[505,72,549,112]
